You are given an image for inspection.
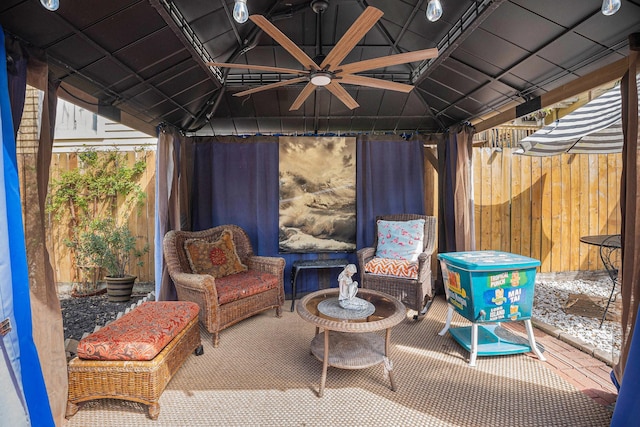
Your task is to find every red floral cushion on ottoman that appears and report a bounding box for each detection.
[76,301,200,361]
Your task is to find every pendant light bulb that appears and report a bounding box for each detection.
[426,0,443,22]
[233,0,249,24]
[601,0,621,16]
[40,0,59,11]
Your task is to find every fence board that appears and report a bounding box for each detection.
[511,152,522,255]
[588,156,599,269]
[530,157,543,264]
[520,152,532,259]
[491,150,503,250]
[560,155,571,271]
[578,155,590,270]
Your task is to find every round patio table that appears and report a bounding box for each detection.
[297,288,406,397]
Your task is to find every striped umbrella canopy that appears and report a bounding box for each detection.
[518,75,640,156]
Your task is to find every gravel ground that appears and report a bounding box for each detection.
[533,276,621,359]
[58,277,622,360]
[60,291,149,341]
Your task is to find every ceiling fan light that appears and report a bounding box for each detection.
[40,0,59,11]
[233,0,249,24]
[601,0,621,16]
[426,0,443,22]
[310,72,332,86]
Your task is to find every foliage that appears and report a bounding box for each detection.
[68,218,149,279]
[48,147,148,291]
[48,148,147,225]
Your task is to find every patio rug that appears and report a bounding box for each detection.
[65,297,612,427]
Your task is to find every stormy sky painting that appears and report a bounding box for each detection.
[279,137,356,253]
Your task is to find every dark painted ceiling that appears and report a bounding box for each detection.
[2,0,640,136]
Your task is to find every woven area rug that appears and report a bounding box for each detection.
[66,297,612,426]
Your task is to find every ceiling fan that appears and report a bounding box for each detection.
[207,2,438,111]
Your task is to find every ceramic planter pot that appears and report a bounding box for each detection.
[106,275,136,302]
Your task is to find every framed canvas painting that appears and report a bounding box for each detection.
[279,136,356,253]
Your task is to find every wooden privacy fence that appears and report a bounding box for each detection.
[473,148,622,274]
[47,150,157,285]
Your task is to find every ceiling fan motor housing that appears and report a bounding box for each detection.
[311,0,329,14]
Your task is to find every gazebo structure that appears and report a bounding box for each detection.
[1,1,640,425]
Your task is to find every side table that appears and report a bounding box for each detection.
[290,258,350,311]
[296,288,406,397]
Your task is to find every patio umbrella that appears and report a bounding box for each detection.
[518,74,640,156]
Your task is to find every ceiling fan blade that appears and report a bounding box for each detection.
[320,6,384,71]
[339,75,414,93]
[338,48,439,74]
[250,15,319,71]
[233,77,308,97]
[289,82,316,111]
[207,62,309,76]
[325,82,359,110]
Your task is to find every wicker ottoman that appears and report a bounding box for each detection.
[66,301,203,420]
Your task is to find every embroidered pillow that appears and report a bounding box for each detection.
[365,258,418,279]
[375,219,425,262]
[184,230,248,278]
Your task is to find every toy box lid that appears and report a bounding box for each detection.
[437,251,540,271]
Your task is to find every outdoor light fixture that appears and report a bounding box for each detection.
[310,71,332,86]
[233,0,249,24]
[426,0,443,22]
[40,0,59,11]
[601,0,621,16]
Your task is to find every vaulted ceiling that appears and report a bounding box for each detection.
[2,0,639,136]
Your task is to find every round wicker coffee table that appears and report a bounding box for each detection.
[297,288,406,397]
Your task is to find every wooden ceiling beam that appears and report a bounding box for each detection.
[473,57,629,132]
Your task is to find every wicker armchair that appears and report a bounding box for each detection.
[163,225,285,346]
[357,214,437,319]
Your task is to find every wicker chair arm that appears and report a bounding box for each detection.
[171,271,218,300]
[357,247,376,263]
[245,256,285,277]
[417,253,432,283]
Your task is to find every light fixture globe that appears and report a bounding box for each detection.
[426,0,443,22]
[40,0,59,11]
[601,0,621,16]
[310,71,332,86]
[233,0,249,24]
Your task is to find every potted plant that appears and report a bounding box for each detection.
[65,223,108,296]
[47,148,148,296]
[87,218,149,302]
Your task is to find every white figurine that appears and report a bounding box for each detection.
[338,264,368,310]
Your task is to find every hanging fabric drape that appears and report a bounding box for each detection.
[355,134,426,249]
[437,123,476,254]
[190,136,279,254]
[155,127,193,301]
[612,33,640,425]
[1,28,55,426]
[15,43,67,427]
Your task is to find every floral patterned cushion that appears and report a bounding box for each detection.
[215,270,280,305]
[184,230,248,278]
[364,257,418,279]
[375,219,425,262]
[76,301,199,361]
